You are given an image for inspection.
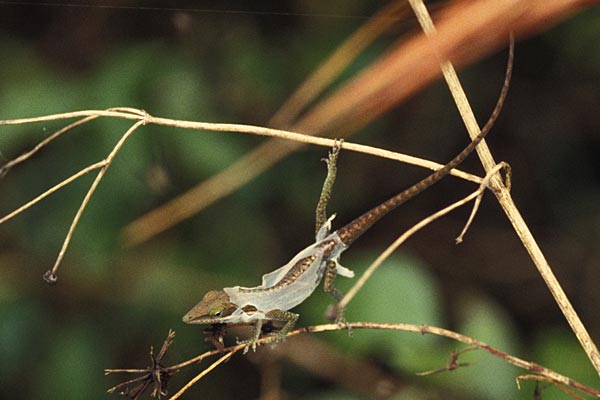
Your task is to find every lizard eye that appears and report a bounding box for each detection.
[210,307,224,317]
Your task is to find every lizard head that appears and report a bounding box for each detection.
[182,290,238,324]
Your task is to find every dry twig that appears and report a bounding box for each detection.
[408,0,600,376]
[106,323,600,399]
[0,110,480,283]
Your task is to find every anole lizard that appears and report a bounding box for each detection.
[183,48,512,352]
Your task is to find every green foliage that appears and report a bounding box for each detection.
[33,324,107,399]
[550,7,600,74]
[310,252,530,398]
[449,293,521,399]
[344,253,444,369]
[531,328,598,399]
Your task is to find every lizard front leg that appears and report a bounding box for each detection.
[238,319,264,354]
[323,260,353,335]
[265,310,299,344]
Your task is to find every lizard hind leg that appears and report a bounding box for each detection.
[264,310,299,344]
[238,311,299,353]
[323,260,353,336]
[315,139,343,239]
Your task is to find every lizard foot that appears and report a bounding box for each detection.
[237,337,261,354]
[203,323,227,351]
[238,330,288,354]
[336,314,353,337]
[326,304,353,336]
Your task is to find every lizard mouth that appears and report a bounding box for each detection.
[181,305,258,325]
[181,313,229,324]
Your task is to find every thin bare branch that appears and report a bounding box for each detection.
[0,115,97,177]
[164,323,600,398]
[0,109,141,125]
[105,368,149,375]
[43,119,145,284]
[1,108,484,280]
[0,110,481,185]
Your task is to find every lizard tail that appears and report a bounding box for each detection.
[337,36,514,246]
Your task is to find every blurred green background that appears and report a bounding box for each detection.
[1,2,600,399]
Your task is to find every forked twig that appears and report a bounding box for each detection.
[43,119,146,284]
[106,330,176,400]
[1,110,481,283]
[455,161,510,243]
[0,107,145,179]
[416,346,477,376]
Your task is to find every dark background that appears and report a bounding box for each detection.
[1,1,599,399]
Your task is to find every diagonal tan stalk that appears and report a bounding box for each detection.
[120,0,409,246]
[268,0,411,128]
[167,351,234,400]
[408,0,600,377]
[0,108,143,177]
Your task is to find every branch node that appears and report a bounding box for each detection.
[140,109,150,125]
[456,161,509,243]
[106,330,177,399]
